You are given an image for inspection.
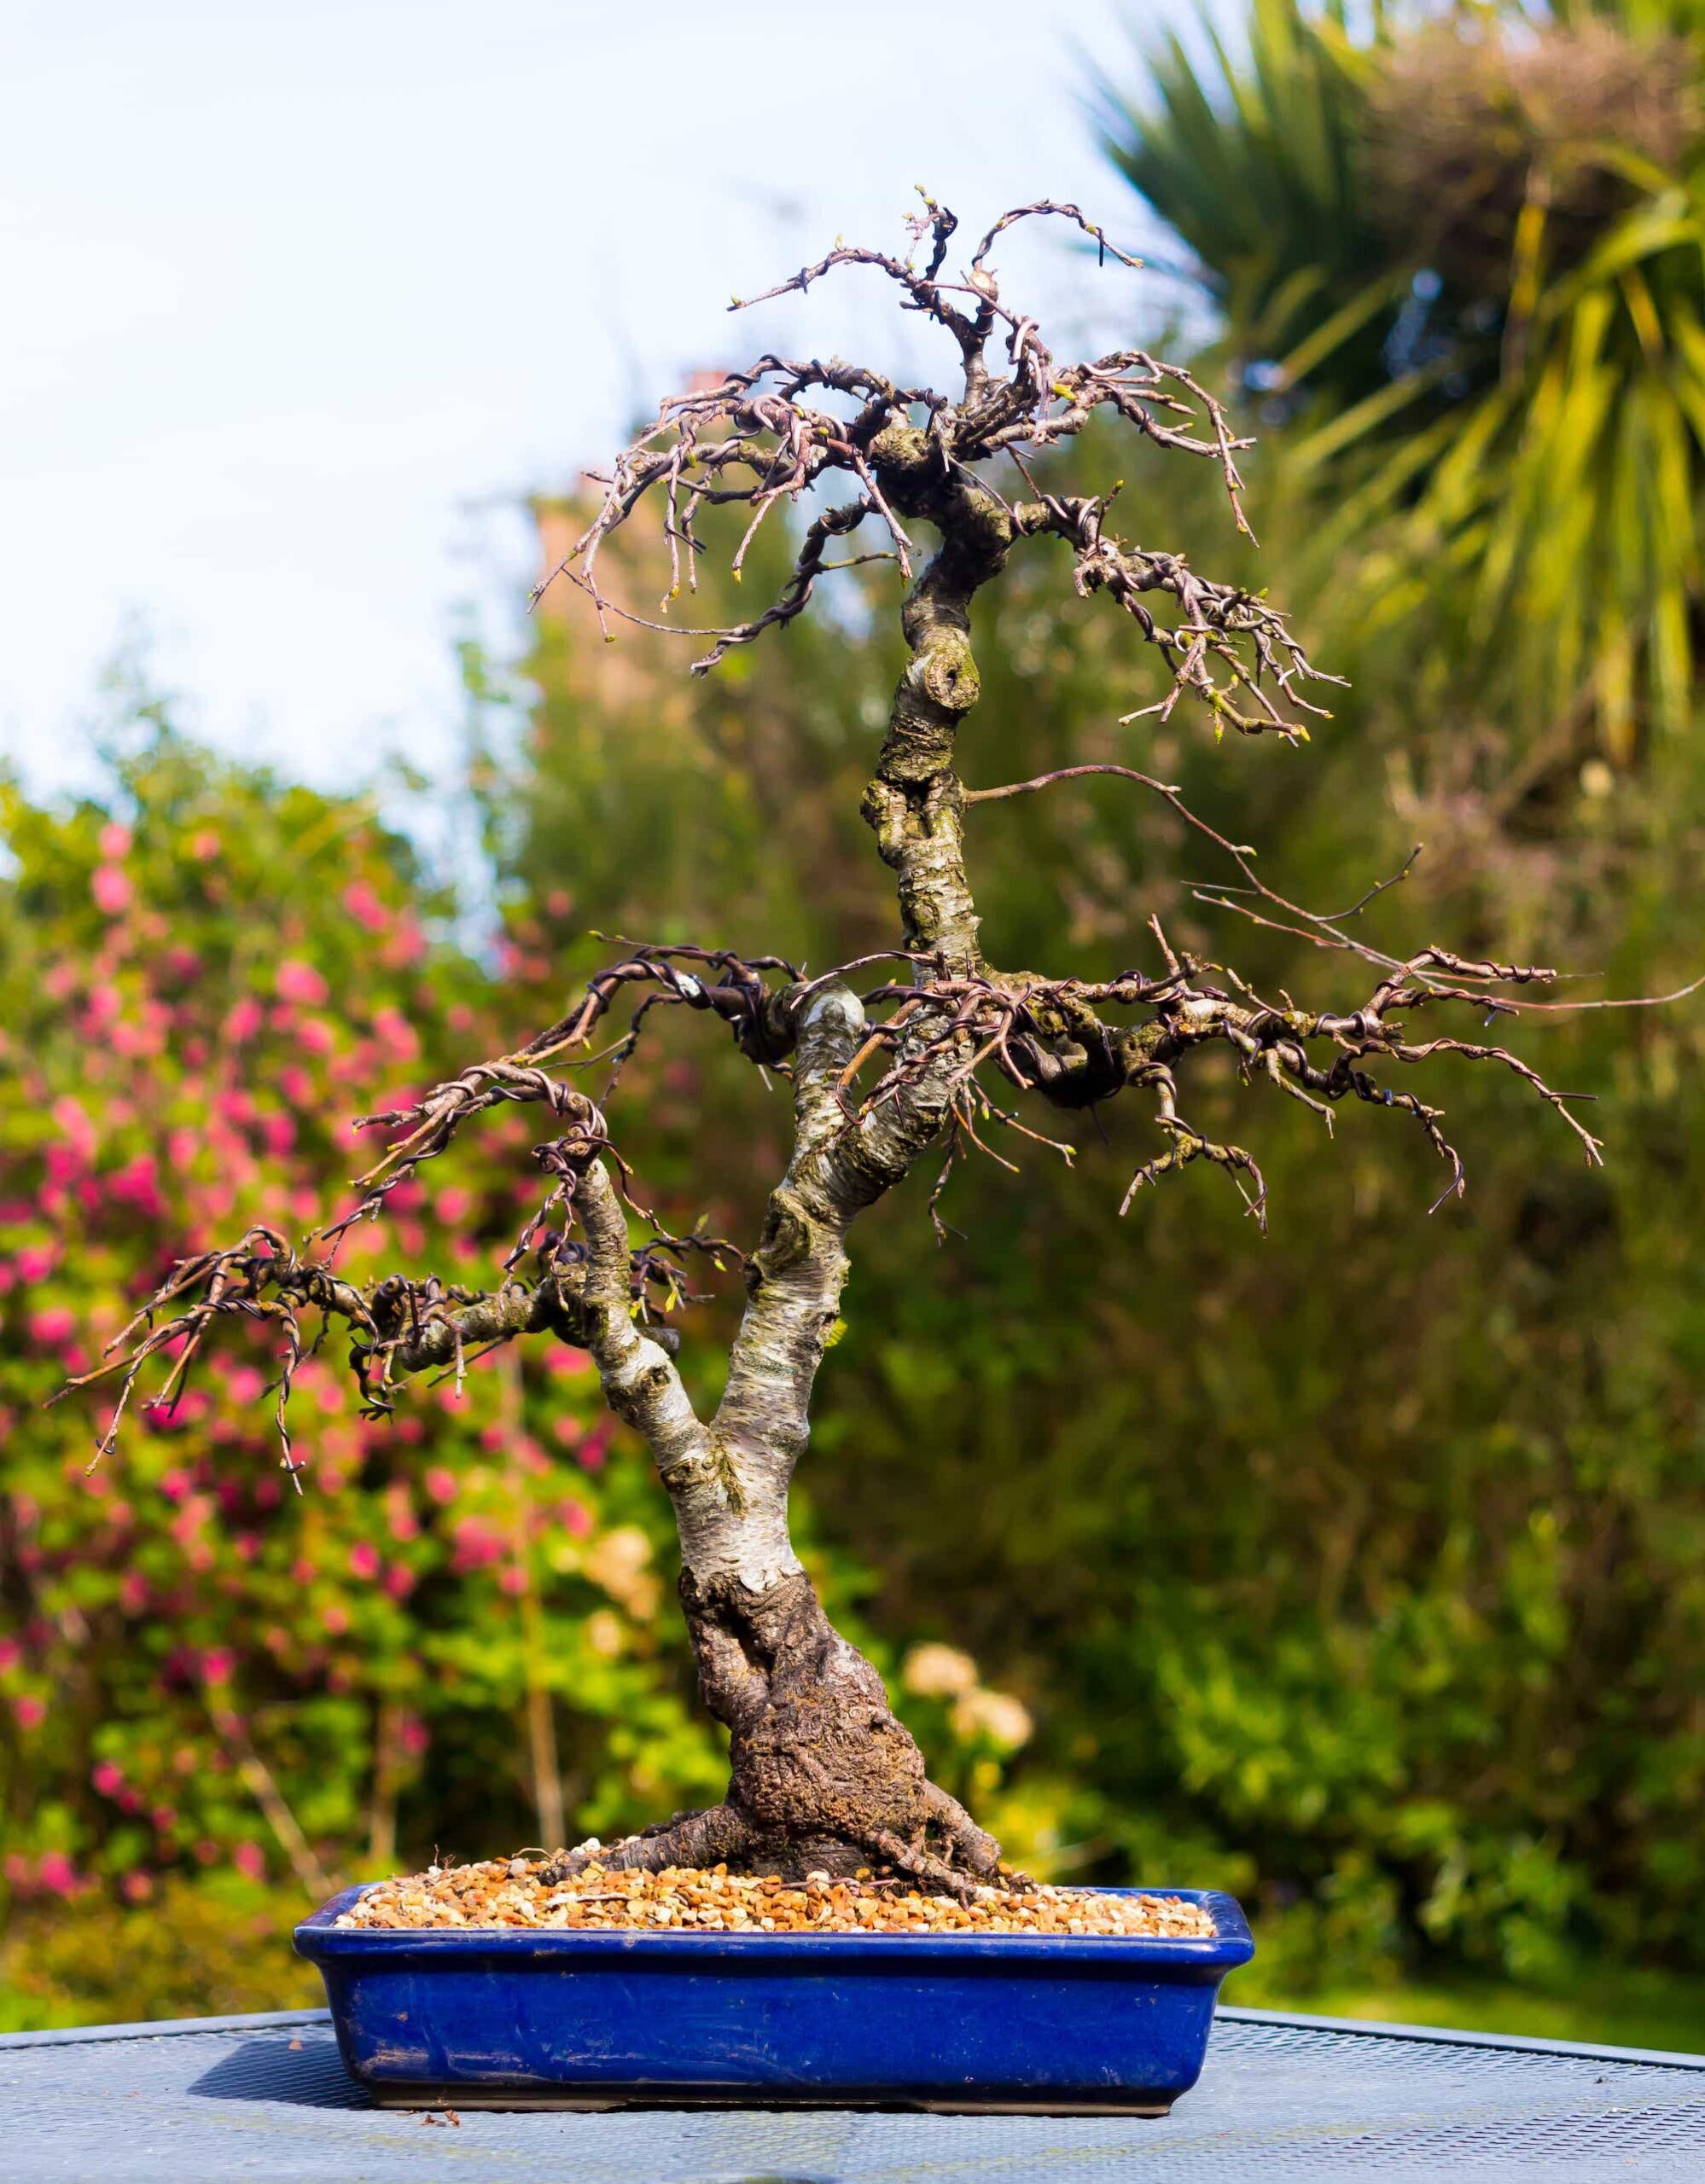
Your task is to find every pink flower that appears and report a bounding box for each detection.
[450,1517,505,1572]
[51,1095,98,1160]
[190,828,220,862]
[225,995,265,1043]
[110,1018,161,1060]
[348,1542,380,1580]
[0,1639,20,1671]
[92,1761,124,1797]
[98,822,132,860]
[30,1306,76,1345]
[225,1363,265,1404]
[383,1565,416,1600]
[372,1007,419,1062]
[298,1019,335,1054]
[232,1842,266,1881]
[14,1696,46,1730]
[425,1467,458,1504]
[560,1499,592,1539]
[434,1186,473,1226]
[108,1154,162,1215]
[121,1872,154,1902]
[399,1713,430,1757]
[201,1649,236,1685]
[38,1852,75,1896]
[259,1112,295,1155]
[323,1604,349,1635]
[15,1245,55,1282]
[91,864,131,915]
[342,880,389,932]
[276,959,329,1007]
[499,1565,528,1595]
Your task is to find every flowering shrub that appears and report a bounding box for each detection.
[0,729,733,2024]
[0,723,1021,2029]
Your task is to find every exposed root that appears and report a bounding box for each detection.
[535,1576,1024,1896]
[543,1795,1016,1898]
[864,1827,988,1902]
[538,1803,754,1886]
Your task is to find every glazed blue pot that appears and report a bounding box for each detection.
[295,1883,1253,2114]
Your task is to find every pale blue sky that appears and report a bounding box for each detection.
[2,0,1173,805]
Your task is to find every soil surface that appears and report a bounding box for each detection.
[334,1856,1219,1937]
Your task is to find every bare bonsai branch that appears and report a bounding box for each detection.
[60,195,1693,1893]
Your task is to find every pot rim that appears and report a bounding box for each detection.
[295,1881,1254,1970]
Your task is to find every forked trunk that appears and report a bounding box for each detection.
[551,504,1020,1889]
[552,981,1007,1891]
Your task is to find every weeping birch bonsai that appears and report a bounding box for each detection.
[67,200,1632,1891]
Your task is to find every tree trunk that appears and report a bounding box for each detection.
[555,501,1017,1890]
[553,984,1005,1890]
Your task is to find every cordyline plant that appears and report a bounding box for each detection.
[60,198,1681,1896]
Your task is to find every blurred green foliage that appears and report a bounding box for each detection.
[1100,0,1705,749]
[478,0,1705,2032]
[495,439,1705,2032]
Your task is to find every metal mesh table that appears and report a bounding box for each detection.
[4,2002,1703,2180]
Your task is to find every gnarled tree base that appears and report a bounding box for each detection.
[543,1571,1015,1894]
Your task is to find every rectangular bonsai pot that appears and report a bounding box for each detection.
[294,1884,1253,2114]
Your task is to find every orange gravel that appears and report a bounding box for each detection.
[335,1855,1218,1938]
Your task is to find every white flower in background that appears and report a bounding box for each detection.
[902,1642,980,1698]
[952,1687,1034,1752]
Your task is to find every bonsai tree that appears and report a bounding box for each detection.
[63,199,1640,1894]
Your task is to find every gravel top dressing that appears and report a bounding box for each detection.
[334,1856,1220,1938]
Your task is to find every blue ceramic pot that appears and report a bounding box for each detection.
[295,1884,1253,2114]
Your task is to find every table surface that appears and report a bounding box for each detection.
[4,2002,1704,2181]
